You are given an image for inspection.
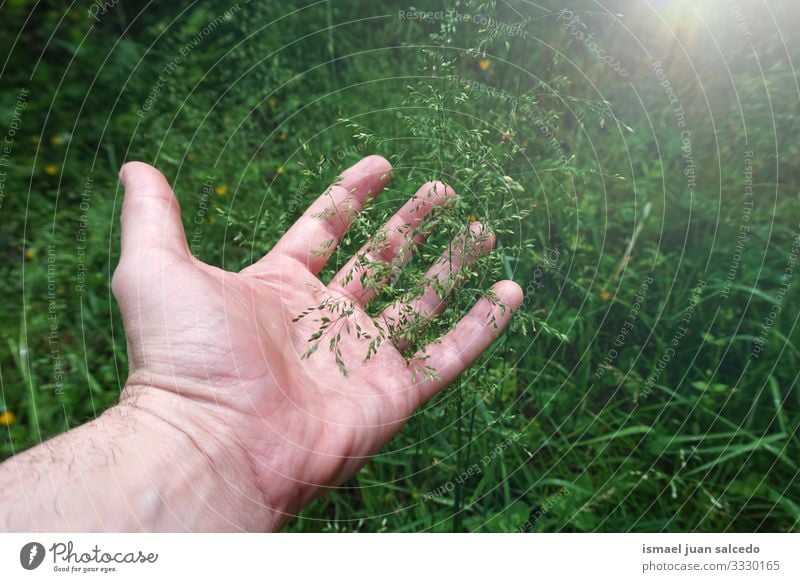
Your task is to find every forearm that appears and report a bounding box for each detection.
[0,389,279,532]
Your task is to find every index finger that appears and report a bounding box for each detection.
[270,155,392,274]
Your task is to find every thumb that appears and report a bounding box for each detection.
[118,161,190,260]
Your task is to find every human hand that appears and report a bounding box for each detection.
[112,155,523,530]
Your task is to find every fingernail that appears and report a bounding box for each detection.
[468,221,485,235]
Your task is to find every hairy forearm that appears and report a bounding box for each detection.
[0,390,280,532]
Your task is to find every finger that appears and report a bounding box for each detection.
[411,280,523,403]
[381,221,495,349]
[118,161,190,260]
[270,155,392,274]
[327,180,455,305]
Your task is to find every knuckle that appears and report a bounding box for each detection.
[111,260,133,299]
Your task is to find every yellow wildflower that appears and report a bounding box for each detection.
[24,248,36,260]
[277,166,285,175]
[44,164,58,176]
[599,290,613,301]
[268,96,278,109]
[479,58,491,71]
[50,135,64,146]
[0,410,16,426]
[214,184,228,196]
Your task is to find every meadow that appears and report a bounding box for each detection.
[0,0,798,531]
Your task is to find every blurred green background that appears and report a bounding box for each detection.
[1,0,798,531]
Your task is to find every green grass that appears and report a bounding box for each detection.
[1,0,798,532]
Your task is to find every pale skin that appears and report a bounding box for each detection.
[0,155,523,532]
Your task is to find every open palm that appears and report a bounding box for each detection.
[112,156,522,528]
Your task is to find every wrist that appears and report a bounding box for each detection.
[113,382,286,531]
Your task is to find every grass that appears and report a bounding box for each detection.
[1,0,798,532]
